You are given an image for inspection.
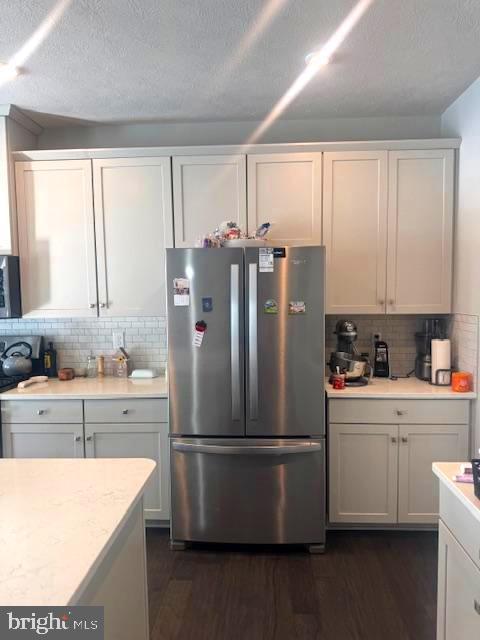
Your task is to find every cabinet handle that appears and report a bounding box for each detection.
[88,303,96,309]
[401,437,408,443]
[99,302,106,308]
[474,599,480,615]
[389,299,395,306]
[37,409,45,416]
[86,435,93,441]
[378,300,385,306]
[75,436,82,442]
[391,437,397,444]
[396,409,407,416]
[122,409,129,415]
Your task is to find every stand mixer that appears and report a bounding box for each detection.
[328,320,369,387]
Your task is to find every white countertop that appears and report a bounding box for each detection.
[326,376,476,399]
[0,458,155,605]
[433,462,480,524]
[0,375,168,399]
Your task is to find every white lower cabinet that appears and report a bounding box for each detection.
[1,398,170,522]
[328,399,470,525]
[437,521,480,639]
[84,422,170,521]
[398,424,469,524]
[2,422,85,458]
[329,423,398,523]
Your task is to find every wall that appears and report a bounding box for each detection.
[442,75,480,454]
[0,316,167,375]
[326,315,448,377]
[37,114,442,149]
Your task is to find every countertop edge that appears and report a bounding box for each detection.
[326,391,476,399]
[67,458,156,606]
[432,462,480,524]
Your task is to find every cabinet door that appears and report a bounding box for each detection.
[398,424,469,524]
[93,157,173,316]
[323,151,388,314]
[387,150,454,314]
[15,160,97,317]
[2,423,84,458]
[173,155,246,247]
[247,153,322,245]
[437,520,480,640]
[85,422,170,520]
[329,423,398,523]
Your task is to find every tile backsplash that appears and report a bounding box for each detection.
[326,314,450,376]
[450,313,479,389]
[0,317,167,375]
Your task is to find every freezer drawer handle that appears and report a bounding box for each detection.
[248,262,258,420]
[230,264,241,421]
[172,442,322,455]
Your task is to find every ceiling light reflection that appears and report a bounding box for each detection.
[245,0,375,145]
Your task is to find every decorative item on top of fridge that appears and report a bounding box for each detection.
[197,221,272,248]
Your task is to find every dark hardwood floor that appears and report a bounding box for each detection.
[147,529,438,640]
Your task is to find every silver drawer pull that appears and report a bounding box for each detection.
[391,437,397,444]
[122,409,129,415]
[37,409,46,416]
[75,436,82,442]
[396,409,407,416]
[172,442,322,456]
[401,437,408,443]
[86,436,93,442]
[474,599,480,615]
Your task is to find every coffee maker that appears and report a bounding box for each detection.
[415,318,445,381]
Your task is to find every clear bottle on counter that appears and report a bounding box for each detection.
[86,355,97,378]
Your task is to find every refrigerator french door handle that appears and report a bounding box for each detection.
[172,442,322,455]
[230,263,241,421]
[248,262,258,420]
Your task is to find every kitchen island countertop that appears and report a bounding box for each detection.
[0,458,155,606]
[326,376,476,399]
[433,462,480,524]
[0,375,168,399]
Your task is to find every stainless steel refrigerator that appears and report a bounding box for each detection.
[167,246,325,552]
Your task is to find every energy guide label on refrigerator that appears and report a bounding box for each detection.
[259,247,274,272]
[173,278,190,306]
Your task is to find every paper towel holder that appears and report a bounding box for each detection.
[431,368,452,386]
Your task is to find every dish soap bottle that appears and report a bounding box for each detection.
[44,341,58,377]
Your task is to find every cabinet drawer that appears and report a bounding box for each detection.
[1,400,83,423]
[440,483,480,572]
[84,399,167,423]
[328,399,469,425]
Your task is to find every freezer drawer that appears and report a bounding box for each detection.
[170,437,325,545]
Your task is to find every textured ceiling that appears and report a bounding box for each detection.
[0,0,480,127]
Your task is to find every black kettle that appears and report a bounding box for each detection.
[0,341,33,376]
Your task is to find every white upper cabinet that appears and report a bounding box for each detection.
[323,151,388,314]
[247,153,322,245]
[387,149,454,314]
[15,160,97,317]
[172,155,246,247]
[92,157,173,316]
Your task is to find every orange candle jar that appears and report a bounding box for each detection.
[451,371,473,392]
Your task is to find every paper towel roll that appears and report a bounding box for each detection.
[431,339,451,385]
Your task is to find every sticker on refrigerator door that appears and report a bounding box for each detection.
[173,278,190,306]
[263,299,278,314]
[193,321,207,347]
[259,247,274,272]
[288,301,306,314]
[202,297,213,312]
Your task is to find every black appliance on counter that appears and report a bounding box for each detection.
[373,339,390,377]
[0,256,21,319]
[414,318,446,381]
